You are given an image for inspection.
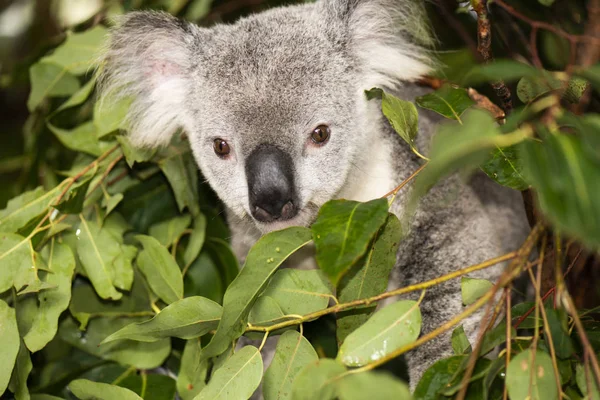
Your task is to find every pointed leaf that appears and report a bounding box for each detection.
[263,330,318,400]
[24,242,75,352]
[451,325,472,355]
[575,363,600,400]
[194,346,263,400]
[27,62,80,111]
[53,76,96,114]
[0,300,20,394]
[48,122,103,156]
[337,371,412,400]
[117,136,156,168]
[506,349,558,400]
[54,178,92,215]
[248,296,285,326]
[135,234,184,304]
[0,233,36,293]
[177,339,208,400]
[337,300,421,367]
[200,227,312,360]
[544,306,574,359]
[415,85,474,120]
[336,215,402,343]
[0,185,63,233]
[7,340,32,400]
[94,95,133,138]
[159,151,200,216]
[149,214,192,247]
[482,145,529,191]
[291,359,346,400]
[461,277,493,305]
[102,296,221,343]
[414,356,467,400]
[184,214,207,266]
[312,199,389,285]
[69,379,143,400]
[262,269,332,315]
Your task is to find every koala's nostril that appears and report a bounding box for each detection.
[251,199,297,223]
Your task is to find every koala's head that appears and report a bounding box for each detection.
[99,0,432,233]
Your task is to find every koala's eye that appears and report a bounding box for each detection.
[213,138,231,157]
[311,125,330,145]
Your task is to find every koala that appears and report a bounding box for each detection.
[99,0,530,392]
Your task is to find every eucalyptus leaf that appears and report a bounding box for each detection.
[0,185,63,234]
[53,77,96,114]
[482,145,529,191]
[54,178,92,215]
[262,269,332,315]
[200,227,312,361]
[263,331,318,400]
[42,26,107,75]
[461,277,493,305]
[24,242,75,352]
[451,325,472,355]
[148,214,192,247]
[0,299,20,395]
[136,234,184,304]
[248,296,286,326]
[27,62,80,111]
[312,198,389,285]
[194,346,263,400]
[415,85,474,120]
[101,296,222,343]
[464,60,539,85]
[177,339,208,400]
[0,233,37,293]
[94,96,133,138]
[69,379,142,400]
[414,356,466,400]
[291,359,346,400]
[336,215,402,343]
[337,371,412,400]
[505,349,558,400]
[7,340,32,400]
[337,300,421,367]
[159,151,200,216]
[544,306,574,359]
[575,363,600,400]
[48,122,102,157]
[117,136,156,167]
[184,214,207,266]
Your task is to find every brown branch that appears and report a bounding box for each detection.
[471,0,513,115]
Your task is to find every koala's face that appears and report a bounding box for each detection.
[100,1,432,233]
[188,9,361,232]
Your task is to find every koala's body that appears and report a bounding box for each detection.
[100,0,530,392]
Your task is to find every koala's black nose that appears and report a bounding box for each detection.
[246,144,298,223]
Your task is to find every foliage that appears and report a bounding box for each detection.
[0,0,600,399]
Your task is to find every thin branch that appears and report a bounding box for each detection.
[382,162,428,199]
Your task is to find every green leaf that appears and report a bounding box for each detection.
[27,62,80,111]
[69,379,143,400]
[159,151,200,216]
[517,74,562,103]
[481,321,515,355]
[337,371,412,400]
[511,302,542,329]
[262,269,332,315]
[291,359,346,400]
[248,296,285,326]
[101,296,222,343]
[461,277,493,305]
[76,217,124,300]
[415,85,474,120]
[520,133,600,249]
[365,88,421,155]
[136,234,184,304]
[24,242,75,352]
[564,77,588,103]
[184,214,207,267]
[43,26,106,74]
[560,112,600,163]
[118,374,176,400]
[200,227,312,360]
[48,122,103,157]
[575,363,600,400]
[185,0,214,20]
[414,356,466,400]
[94,96,133,138]
[177,339,208,400]
[54,178,92,215]
[0,185,63,233]
[576,63,600,89]
[204,238,239,288]
[544,306,574,359]
[53,76,96,114]
[194,346,263,400]
[464,60,539,86]
[0,300,20,395]
[0,233,36,293]
[149,215,192,248]
[336,215,402,343]
[337,300,421,367]
[482,145,529,191]
[451,325,472,355]
[506,349,559,400]
[184,252,224,304]
[102,193,124,216]
[312,199,389,285]
[8,340,32,400]
[117,136,156,168]
[263,331,318,400]
[59,316,171,369]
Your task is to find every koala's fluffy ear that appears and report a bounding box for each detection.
[98,11,200,147]
[322,0,435,87]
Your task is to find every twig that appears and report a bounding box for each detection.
[503,286,511,400]
[382,163,428,199]
[471,0,513,115]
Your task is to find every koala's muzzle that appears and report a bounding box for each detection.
[246,144,298,223]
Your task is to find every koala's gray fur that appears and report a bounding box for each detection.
[99,0,530,394]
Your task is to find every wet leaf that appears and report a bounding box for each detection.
[24,242,75,352]
[505,349,558,400]
[262,269,332,315]
[69,379,142,400]
[148,214,192,247]
[136,234,184,304]
[337,300,421,367]
[461,277,493,305]
[291,359,346,400]
[0,300,20,394]
[336,215,402,343]
[312,199,389,286]
[177,339,208,400]
[337,371,412,400]
[415,85,474,120]
[263,331,318,400]
[200,227,312,360]
[195,346,263,400]
[102,296,222,343]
